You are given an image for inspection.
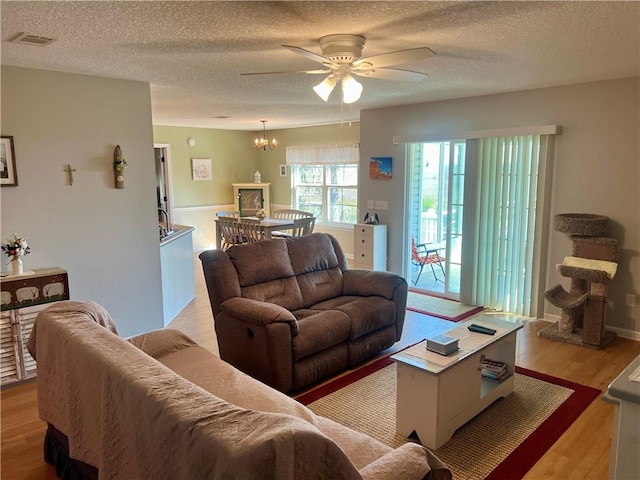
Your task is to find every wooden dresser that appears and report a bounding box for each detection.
[1,267,69,386]
[353,224,387,271]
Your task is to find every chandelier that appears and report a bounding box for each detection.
[254,120,278,150]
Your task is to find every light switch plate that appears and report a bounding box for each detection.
[375,200,388,210]
[367,200,375,209]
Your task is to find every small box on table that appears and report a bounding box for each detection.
[425,334,459,356]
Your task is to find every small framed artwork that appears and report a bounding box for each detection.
[191,158,212,181]
[1,136,18,187]
[279,164,287,177]
[369,157,392,179]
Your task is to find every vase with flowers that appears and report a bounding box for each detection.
[2,233,31,276]
[113,145,127,189]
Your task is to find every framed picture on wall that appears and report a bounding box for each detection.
[279,164,287,177]
[1,136,18,187]
[369,157,392,179]
[191,158,212,180]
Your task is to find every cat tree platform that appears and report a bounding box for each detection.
[540,214,618,349]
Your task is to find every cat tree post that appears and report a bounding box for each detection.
[540,214,618,349]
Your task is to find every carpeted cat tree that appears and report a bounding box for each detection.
[539,213,618,349]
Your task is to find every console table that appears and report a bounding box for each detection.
[0,267,69,386]
[391,315,523,449]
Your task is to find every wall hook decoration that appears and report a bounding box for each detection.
[113,145,127,189]
[63,164,77,185]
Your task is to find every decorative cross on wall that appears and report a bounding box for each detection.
[64,164,77,185]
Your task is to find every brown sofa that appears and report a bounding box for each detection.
[28,301,451,480]
[199,233,408,392]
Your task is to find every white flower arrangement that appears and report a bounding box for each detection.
[1,233,31,262]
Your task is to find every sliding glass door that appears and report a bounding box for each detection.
[407,141,465,300]
[404,131,554,316]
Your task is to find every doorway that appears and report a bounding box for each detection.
[407,141,465,300]
[154,144,173,226]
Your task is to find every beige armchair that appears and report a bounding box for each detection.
[200,233,408,392]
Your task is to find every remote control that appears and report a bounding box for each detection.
[467,324,496,335]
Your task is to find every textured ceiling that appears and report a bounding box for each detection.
[2,1,639,131]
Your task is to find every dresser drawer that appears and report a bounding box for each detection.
[354,224,374,237]
[354,247,374,268]
[354,233,375,251]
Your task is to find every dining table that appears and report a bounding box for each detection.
[214,217,296,250]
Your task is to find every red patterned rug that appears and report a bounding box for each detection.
[297,353,601,480]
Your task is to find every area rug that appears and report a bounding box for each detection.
[296,355,601,480]
[407,290,484,322]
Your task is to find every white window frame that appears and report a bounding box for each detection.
[286,144,359,227]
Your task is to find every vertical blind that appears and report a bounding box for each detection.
[460,134,552,316]
[286,144,359,165]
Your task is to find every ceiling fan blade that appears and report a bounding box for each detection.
[355,47,436,69]
[282,44,329,65]
[353,67,428,82]
[240,69,330,76]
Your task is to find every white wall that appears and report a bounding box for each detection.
[1,67,163,337]
[359,77,640,334]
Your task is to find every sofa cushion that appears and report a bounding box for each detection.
[241,277,304,312]
[312,296,396,341]
[293,343,349,391]
[228,238,294,285]
[296,268,344,308]
[293,311,351,361]
[287,234,345,307]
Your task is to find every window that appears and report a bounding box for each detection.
[286,144,359,225]
[291,164,358,224]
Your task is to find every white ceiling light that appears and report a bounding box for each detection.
[341,75,363,104]
[254,120,278,151]
[313,73,362,104]
[313,75,337,102]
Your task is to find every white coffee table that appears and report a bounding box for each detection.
[391,314,524,449]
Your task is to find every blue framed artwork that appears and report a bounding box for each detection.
[369,157,392,179]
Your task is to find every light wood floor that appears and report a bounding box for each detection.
[2,254,639,479]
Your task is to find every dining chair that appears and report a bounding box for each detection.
[411,237,445,285]
[216,210,240,218]
[271,209,314,237]
[238,218,264,244]
[291,216,316,237]
[217,216,248,251]
[272,209,314,220]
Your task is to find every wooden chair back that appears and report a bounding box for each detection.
[291,217,316,237]
[272,209,314,220]
[217,216,247,250]
[238,218,263,244]
[216,210,240,218]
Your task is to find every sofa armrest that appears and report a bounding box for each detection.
[343,269,408,342]
[359,443,451,480]
[221,297,299,336]
[343,269,406,300]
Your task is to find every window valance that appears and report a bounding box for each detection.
[286,143,359,165]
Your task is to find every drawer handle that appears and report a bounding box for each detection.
[361,253,365,257]
[361,239,365,243]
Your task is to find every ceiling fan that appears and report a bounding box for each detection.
[241,34,436,104]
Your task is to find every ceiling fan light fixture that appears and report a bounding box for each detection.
[341,75,363,104]
[313,75,337,102]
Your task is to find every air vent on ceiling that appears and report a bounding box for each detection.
[10,32,57,47]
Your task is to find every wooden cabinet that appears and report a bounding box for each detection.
[353,224,387,270]
[1,268,69,386]
[233,183,271,217]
